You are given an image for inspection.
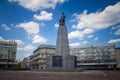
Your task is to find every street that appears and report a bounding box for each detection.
[0,70,120,80]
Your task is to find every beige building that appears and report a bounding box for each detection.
[0,40,17,69]
[32,45,55,69]
[116,48,120,68]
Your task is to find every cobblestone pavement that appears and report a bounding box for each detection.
[0,70,120,80]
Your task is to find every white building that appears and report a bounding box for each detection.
[21,55,33,69]
[70,44,116,69]
[32,45,55,69]
[31,44,119,70]
[0,40,17,69]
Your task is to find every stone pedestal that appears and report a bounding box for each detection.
[46,55,77,71]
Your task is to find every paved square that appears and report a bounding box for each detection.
[0,70,120,80]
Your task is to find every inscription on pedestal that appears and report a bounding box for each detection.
[52,56,62,67]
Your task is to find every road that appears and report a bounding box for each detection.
[0,70,120,80]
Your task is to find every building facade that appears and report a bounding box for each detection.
[116,48,120,68]
[70,44,116,69]
[31,44,119,70]
[0,40,17,69]
[32,45,55,70]
[21,55,33,69]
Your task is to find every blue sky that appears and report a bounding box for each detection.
[0,0,120,60]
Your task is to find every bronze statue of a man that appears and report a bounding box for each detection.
[59,13,66,25]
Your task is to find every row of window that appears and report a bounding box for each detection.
[0,59,15,62]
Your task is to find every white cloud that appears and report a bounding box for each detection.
[40,23,45,27]
[23,44,34,51]
[83,28,94,34]
[68,28,94,39]
[68,30,84,39]
[71,25,76,29]
[0,37,24,46]
[112,26,117,30]
[0,36,34,60]
[72,2,120,30]
[10,24,14,26]
[69,42,80,46]
[111,25,120,35]
[15,40,25,46]
[94,37,98,41]
[17,44,35,60]
[8,0,66,11]
[115,28,120,35]
[82,40,88,44]
[112,25,120,30]
[69,2,120,40]
[23,53,32,58]
[16,21,39,35]
[18,44,35,51]
[32,35,47,44]
[1,24,10,30]
[16,21,47,44]
[34,11,53,21]
[88,35,93,38]
[54,23,59,29]
[108,38,120,43]
[0,36,4,41]
[0,38,24,46]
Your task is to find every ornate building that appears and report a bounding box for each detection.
[32,45,55,69]
[0,40,17,69]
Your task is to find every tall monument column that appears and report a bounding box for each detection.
[56,13,70,55]
[46,13,77,71]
